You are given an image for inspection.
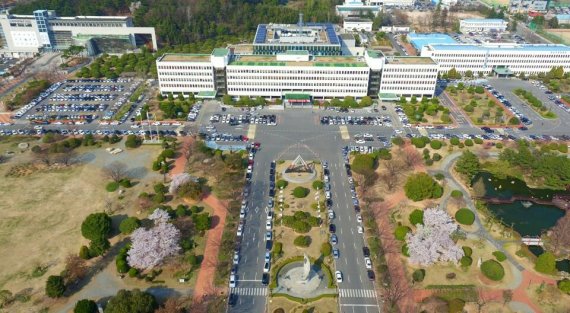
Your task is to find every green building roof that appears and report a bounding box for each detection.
[212,48,230,57]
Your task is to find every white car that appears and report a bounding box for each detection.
[263,262,270,273]
[265,231,272,241]
[236,224,243,237]
[357,226,364,234]
[266,220,272,231]
[241,200,247,210]
[233,253,239,265]
[267,211,274,220]
[335,271,343,283]
[365,257,372,269]
[229,274,237,288]
[265,252,271,263]
[240,209,246,219]
[355,139,365,144]
[328,210,335,219]
[325,191,331,199]
[247,165,253,173]
[356,214,362,223]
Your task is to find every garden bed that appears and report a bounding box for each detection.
[513,89,557,119]
[399,96,454,125]
[446,85,514,126]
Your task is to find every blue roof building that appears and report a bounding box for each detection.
[406,33,456,51]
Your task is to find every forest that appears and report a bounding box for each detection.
[11,0,341,46]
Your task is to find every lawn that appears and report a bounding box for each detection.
[0,137,162,302]
[527,283,570,313]
[447,86,512,126]
[399,97,453,125]
[268,294,338,313]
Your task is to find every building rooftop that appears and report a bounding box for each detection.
[158,54,211,62]
[212,48,229,57]
[366,49,383,58]
[461,18,506,23]
[229,54,367,67]
[344,17,373,23]
[254,23,340,46]
[557,14,570,20]
[339,33,355,40]
[386,56,435,65]
[284,50,310,55]
[407,33,457,50]
[426,43,570,52]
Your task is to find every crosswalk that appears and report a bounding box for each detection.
[339,289,377,298]
[230,287,268,296]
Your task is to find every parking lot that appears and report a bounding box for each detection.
[209,113,277,126]
[449,32,527,45]
[320,115,393,126]
[13,78,141,125]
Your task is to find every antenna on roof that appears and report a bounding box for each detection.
[298,13,304,27]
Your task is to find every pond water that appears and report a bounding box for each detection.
[472,172,568,237]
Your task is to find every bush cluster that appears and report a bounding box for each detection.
[404,173,443,201]
[293,235,312,247]
[394,225,411,241]
[481,260,505,281]
[492,251,507,262]
[455,208,475,225]
[116,246,131,274]
[282,211,320,233]
[292,186,310,198]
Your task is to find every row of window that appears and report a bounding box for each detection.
[383,68,438,73]
[432,53,570,58]
[226,75,368,81]
[226,69,369,75]
[160,78,213,82]
[227,82,367,87]
[382,74,438,79]
[49,21,125,27]
[381,81,436,85]
[441,64,563,69]
[380,86,435,91]
[159,71,213,76]
[158,65,212,70]
[227,88,366,93]
[160,84,213,88]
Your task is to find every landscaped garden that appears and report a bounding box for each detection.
[513,88,557,119]
[399,96,453,124]
[446,84,514,126]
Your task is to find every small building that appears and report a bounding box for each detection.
[336,0,381,17]
[430,0,458,7]
[460,19,508,33]
[380,26,410,33]
[343,18,373,32]
[508,0,548,13]
[339,33,356,48]
[406,33,456,51]
[369,0,414,7]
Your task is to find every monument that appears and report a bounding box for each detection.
[301,253,311,281]
[281,155,316,183]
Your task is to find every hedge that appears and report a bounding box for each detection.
[430,140,443,150]
[455,208,475,225]
[270,293,337,304]
[394,225,411,241]
[450,190,463,198]
[402,244,410,257]
[462,246,472,257]
[492,251,507,262]
[480,260,505,281]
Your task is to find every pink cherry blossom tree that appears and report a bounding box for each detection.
[406,208,464,266]
[127,208,181,270]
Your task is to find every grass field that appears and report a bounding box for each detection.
[479,0,510,6]
[0,138,162,297]
[448,89,511,126]
[541,29,570,45]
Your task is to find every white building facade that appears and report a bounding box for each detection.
[459,19,508,33]
[343,18,373,32]
[0,9,156,58]
[379,57,439,98]
[420,43,570,75]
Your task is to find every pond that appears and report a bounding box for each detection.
[527,246,570,272]
[472,172,568,237]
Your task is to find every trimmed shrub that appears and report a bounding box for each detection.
[292,187,309,198]
[119,217,140,235]
[496,143,504,149]
[312,180,324,190]
[404,173,443,201]
[293,235,311,247]
[535,252,557,275]
[450,137,460,145]
[558,279,570,294]
[394,225,411,241]
[448,298,465,313]
[106,182,119,192]
[434,173,445,180]
[276,180,288,189]
[272,242,283,258]
[402,244,410,257]
[128,268,138,278]
[455,208,475,225]
[352,154,376,175]
[412,269,425,282]
[493,251,507,262]
[116,258,129,273]
[481,260,505,281]
[464,139,474,146]
[409,209,424,225]
[45,275,66,298]
[460,256,473,267]
[462,246,472,257]
[430,140,443,150]
[450,190,463,198]
[474,138,483,144]
[74,299,98,313]
[432,153,442,161]
[79,245,91,260]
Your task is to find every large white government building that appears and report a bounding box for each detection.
[0,9,156,58]
[420,43,570,76]
[459,19,508,33]
[156,47,438,102]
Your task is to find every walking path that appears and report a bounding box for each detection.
[170,137,229,303]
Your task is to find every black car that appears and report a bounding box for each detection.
[354,205,361,213]
[367,270,375,281]
[229,293,237,306]
[269,188,275,197]
[261,273,270,286]
[329,224,336,233]
[363,246,370,257]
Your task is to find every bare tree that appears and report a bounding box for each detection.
[155,298,184,313]
[380,172,398,192]
[34,149,51,166]
[547,212,570,255]
[383,159,402,178]
[402,150,422,169]
[63,254,87,285]
[502,290,513,306]
[103,161,129,183]
[54,149,77,166]
[381,278,411,311]
[476,288,497,313]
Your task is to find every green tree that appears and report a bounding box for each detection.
[125,135,142,148]
[321,242,332,256]
[455,150,480,179]
[292,186,310,198]
[360,96,373,107]
[74,299,98,313]
[293,235,311,247]
[104,289,157,313]
[276,179,288,189]
[394,225,411,241]
[455,208,475,225]
[119,217,141,235]
[535,252,557,274]
[481,260,505,281]
[404,173,443,201]
[312,180,324,190]
[558,279,570,294]
[81,213,112,242]
[352,154,376,175]
[409,209,424,225]
[193,213,211,232]
[45,275,66,298]
[412,269,425,282]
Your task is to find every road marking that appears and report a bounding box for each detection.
[339,125,350,140]
[340,304,379,307]
[339,289,377,298]
[247,124,257,139]
[230,287,267,296]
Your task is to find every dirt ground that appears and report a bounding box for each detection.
[544,29,570,43]
[0,137,162,298]
[448,90,510,126]
[268,295,338,313]
[406,11,484,33]
[527,283,570,313]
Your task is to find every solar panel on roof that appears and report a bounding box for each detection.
[255,25,267,44]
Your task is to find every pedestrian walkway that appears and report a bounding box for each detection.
[339,288,377,298]
[230,287,268,296]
